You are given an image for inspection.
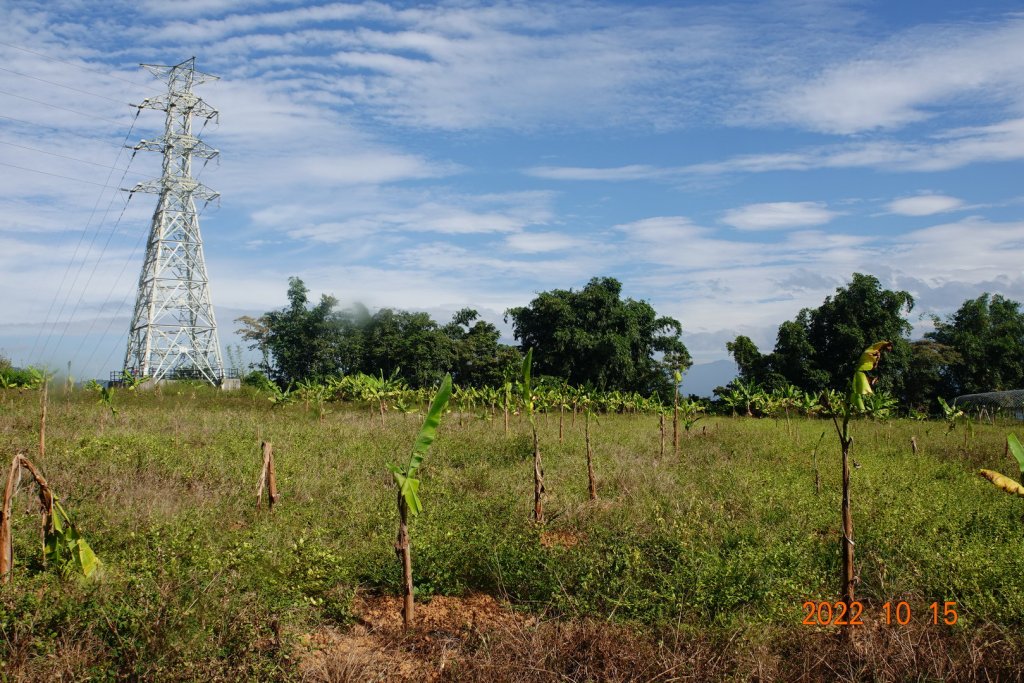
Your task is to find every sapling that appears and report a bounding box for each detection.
[0,454,100,582]
[502,378,512,436]
[672,369,681,456]
[387,373,452,629]
[659,409,666,458]
[580,391,597,500]
[521,350,544,523]
[826,341,892,614]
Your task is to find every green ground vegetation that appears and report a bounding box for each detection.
[2,385,1024,679]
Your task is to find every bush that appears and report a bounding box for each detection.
[242,370,275,391]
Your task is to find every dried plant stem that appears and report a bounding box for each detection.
[0,453,20,583]
[395,492,414,628]
[533,426,544,524]
[1,454,56,583]
[659,413,666,458]
[256,441,279,510]
[586,411,596,500]
[672,391,680,457]
[39,381,48,460]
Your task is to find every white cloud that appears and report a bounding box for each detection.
[504,231,584,253]
[526,165,668,181]
[531,116,1024,181]
[759,16,1024,134]
[721,202,837,230]
[887,193,964,216]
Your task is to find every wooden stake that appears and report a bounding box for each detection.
[558,404,564,444]
[911,436,918,455]
[0,453,21,583]
[533,428,544,524]
[586,411,596,500]
[673,391,680,457]
[1,454,56,583]
[659,413,665,458]
[39,380,48,460]
[256,441,279,510]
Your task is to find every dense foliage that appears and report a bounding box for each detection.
[239,276,689,397]
[236,278,518,389]
[506,276,691,398]
[725,274,1024,412]
[727,273,913,395]
[926,293,1024,396]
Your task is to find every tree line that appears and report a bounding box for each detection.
[236,275,690,399]
[725,273,1024,411]
[233,272,1023,412]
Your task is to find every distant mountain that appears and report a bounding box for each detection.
[679,359,738,398]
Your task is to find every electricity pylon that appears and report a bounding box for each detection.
[123,58,224,384]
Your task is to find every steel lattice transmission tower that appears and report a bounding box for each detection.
[123,58,224,384]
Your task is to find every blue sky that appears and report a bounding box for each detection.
[1,0,1023,389]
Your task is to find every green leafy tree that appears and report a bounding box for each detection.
[902,339,961,411]
[726,273,913,396]
[505,276,691,397]
[246,277,344,385]
[927,293,1024,395]
[442,308,520,388]
[804,274,913,393]
[362,309,454,388]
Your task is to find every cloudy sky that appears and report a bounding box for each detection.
[1,0,1023,386]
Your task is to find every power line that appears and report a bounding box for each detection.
[0,41,162,94]
[30,109,142,363]
[0,88,130,125]
[0,113,145,142]
[0,160,133,189]
[0,139,146,178]
[78,207,152,378]
[0,66,128,104]
[42,191,137,363]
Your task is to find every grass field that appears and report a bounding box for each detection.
[2,386,1024,681]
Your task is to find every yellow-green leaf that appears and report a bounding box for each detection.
[856,341,892,372]
[408,374,452,477]
[1008,434,1024,476]
[521,348,533,406]
[978,469,1024,496]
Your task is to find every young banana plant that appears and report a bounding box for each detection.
[582,392,597,500]
[387,373,452,629]
[522,349,544,523]
[672,369,681,456]
[978,434,1024,496]
[829,341,892,615]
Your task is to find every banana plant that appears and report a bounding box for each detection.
[387,373,452,629]
[120,370,150,391]
[679,398,705,434]
[827,340,892,613]
[1,454,100,583]
[522,349,544,523]
[266,382,295,408]
[672,369,682,456]
[46,498,102,578]
[581,391,598,500]
[938,396,965,430]
[295,379,332,422]
[90,382,117,417]
[978,434,1024,497]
